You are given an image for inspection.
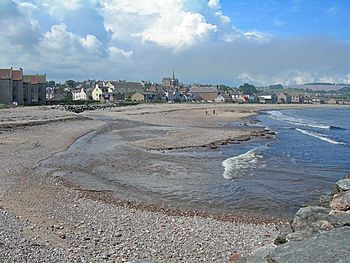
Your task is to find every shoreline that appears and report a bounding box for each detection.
[0,104,348,262]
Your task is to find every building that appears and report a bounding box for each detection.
[23,75,47,105]
[130,92,145,102]
[162,69,179,88]
[12,69,24,105]
[214,94,232,103]
[277,93,291,104]
[0,68,14,104]
[100,92,125,103]
[258,94,277,104]
[72,86,88,101]
[291,94,302,103]
[0,68,46,105]
[106,81,144,94]
[190,85,220,102]
[91,84,107,101]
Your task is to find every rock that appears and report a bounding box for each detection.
[327,212,350,227]
[229,252,240,262]
[330,192,350,212]
[274,225,293,245]
[57,232,66,239]
[336,179,350,192]
[266,227,350,263]
[291,206,330,232]
[237,244,277,263]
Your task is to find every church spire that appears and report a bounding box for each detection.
[172,68,175,80]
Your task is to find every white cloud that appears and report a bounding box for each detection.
[101,0,217,50]
[79,34,103,53]
[244,30,271,43]
[215,11,231,24]
[108,46,133,59]
[134,12,217,50]
[17,1,37,10]
[208,0,220,9]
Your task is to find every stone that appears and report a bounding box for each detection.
[330,193,350,212]
[291,206,330,231]
[274,225,293,245]
[229,252,240,262]
[237,244,277,263]
[336,179,350,192]
[327,212,350,227]
[266,227,350,263]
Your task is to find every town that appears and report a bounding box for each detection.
[1,67,350,107]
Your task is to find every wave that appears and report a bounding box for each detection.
[295,128,347,145]
[266,110,343,130]
[222,146,266,180]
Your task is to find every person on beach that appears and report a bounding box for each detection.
[213,110,216,115]
[206,110,208,115]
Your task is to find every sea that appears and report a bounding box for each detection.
[40,107,350,219]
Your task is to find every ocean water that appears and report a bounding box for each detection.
[219,108,350,217]
[40,108,350,219]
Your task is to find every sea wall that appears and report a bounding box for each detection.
[237,173,350,263]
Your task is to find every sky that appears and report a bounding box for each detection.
[1,0,350,86]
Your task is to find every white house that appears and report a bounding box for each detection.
[72,87,88,101]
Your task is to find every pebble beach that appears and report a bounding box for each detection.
[0,104,337,262]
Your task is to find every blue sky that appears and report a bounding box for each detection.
[0,0,350,86]
[221,0,350,39]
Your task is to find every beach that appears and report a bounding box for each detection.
[0,103,343,262]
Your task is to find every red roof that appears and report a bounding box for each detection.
[12,70,23,81]
[0,69,12,79]
[30,75,39,85]
[38,75,46,84]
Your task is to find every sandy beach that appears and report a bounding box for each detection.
[0,103,343,262]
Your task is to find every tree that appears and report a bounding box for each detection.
[47,80,55,86]
[239,83,258,95]
[65,80,76,89]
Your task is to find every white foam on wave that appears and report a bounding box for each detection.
[222,146,265,180]
[267,110,331,129]
[295,128,347,145]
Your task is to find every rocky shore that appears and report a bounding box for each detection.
[1,104,347,262]
[237,174,350,263]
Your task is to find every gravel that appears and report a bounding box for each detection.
[0,106,281,262]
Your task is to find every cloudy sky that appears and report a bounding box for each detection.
[1,0,350,86]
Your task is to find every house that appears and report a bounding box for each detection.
[258,94,277,104]
[291,94,302,103]
[12,69,24,105]
[72,86,88,101]
[0,68,46,105]
[100,92,125,103]
[166,89,185,102]
[131,92,145,102]
[190,85,219,102]
[23,75,46,105]
[277,93,291,104]
[107,81,144,94]
[214,93,232,103]
[91,84,111,101]
[0,68,14,104]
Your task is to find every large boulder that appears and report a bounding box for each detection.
[291,206,330,231]
[241,227,350,263]
[336,179,350,192]
[330,192,350,212]
[266,227,350,263]
[327,211,350,227]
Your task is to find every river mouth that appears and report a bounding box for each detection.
[39,108,350,221]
